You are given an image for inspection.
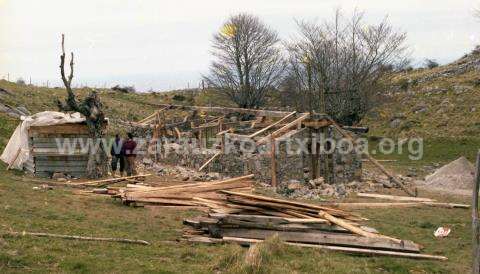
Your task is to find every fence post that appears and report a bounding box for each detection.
[473,150,480,274]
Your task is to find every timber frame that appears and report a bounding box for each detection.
[131,104,415,197]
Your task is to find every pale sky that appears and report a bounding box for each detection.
[0,0,479,91]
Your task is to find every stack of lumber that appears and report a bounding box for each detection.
[106,175,255,208]
[182,191,447,260]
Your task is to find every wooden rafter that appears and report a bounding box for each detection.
[248,111,297,138]
[256,113,310,145]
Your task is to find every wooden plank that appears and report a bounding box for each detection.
[34,155,89,161]
[217,228,420,253]
[131,174,254,194]
[35,161,88,167]
[221,191,351,217]
[132,198,199,206]
[32,148,89,156]
[36,166,88,173]
[211,214,345,232]
[270,135,277,188]
[72,174,152,186]
[29,123,89,135]
[6,231,150,245]
[257,113,310,145]
[248,111,297,138]
[356,193,436,202]
[198,151,222,172]
[209,214,329,224]
[220,237,447,261]
[127,181,251,199]
[473,150,480,274]
[317,211,398,241]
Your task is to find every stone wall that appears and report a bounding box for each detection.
[158,125,362,185]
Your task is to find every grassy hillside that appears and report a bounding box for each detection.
[363,50,480,139]
[0,80,166,124]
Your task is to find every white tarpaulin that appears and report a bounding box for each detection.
[0,111,86,170]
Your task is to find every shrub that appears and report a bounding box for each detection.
[424,59,439,69]
[398,79,409,91]
[111,85,135,93]
[172,94,186,101]
[16,78,26,85]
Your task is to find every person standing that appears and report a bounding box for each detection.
[122,132,137,176]
[110,134,124,177]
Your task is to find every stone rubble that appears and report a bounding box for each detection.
[140,159,221,182]
[276,166,418,199]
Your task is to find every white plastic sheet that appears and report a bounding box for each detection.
[0,111,85,170]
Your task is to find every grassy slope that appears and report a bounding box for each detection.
[361,53,480,171]
[0,80,167,127]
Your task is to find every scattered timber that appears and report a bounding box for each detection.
[331,202,469,209]
[356,193,436,202]
[5,231,150,245]
[71,174,151,187]
[106,174,255,207]
[214,237,447,261]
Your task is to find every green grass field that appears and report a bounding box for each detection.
[0,164,473,273]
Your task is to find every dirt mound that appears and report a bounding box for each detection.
[425,157,476,190]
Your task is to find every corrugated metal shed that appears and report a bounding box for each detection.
[27,123,92,178]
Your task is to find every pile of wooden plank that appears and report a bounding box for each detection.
[106,174,254,208]
[182,191,447,260]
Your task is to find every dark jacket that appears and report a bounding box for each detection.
[122,139,137,157]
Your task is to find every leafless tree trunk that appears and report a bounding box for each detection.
[56,34,109,179]
[285,9,408,125]
[203,14,286,109]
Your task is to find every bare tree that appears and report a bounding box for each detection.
[203,14,286,109]
[56,34,109,179]
[285,9,408,125]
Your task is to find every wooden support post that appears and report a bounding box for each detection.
[218,118,224,132]
[310,129,318,180]
[473,150,480,274]
[270,135,277,188]
[329,119,416,197]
